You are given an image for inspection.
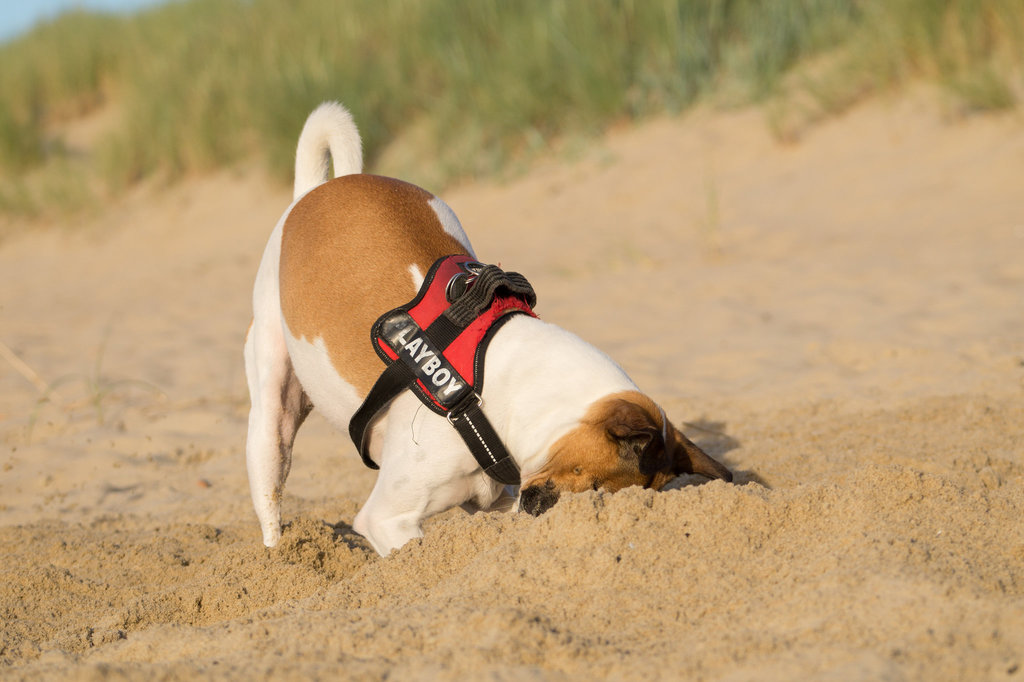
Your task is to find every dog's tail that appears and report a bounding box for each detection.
[293,101,363,200]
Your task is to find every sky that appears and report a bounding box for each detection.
[0,0,167,43]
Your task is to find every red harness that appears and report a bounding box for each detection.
[348,255,537,485]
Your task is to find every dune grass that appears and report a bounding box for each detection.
[0,0,1021,220]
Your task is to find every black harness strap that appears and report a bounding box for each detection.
[448,396,522,485]
[347,308,477,468]
[347,361,415,467]
[348,257,536,487]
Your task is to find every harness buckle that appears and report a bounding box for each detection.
[445,260,484,302]
[447,392,483,425]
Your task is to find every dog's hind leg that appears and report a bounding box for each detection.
[244,317,312,547]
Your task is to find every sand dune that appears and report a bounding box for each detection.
[1,97,1022,680]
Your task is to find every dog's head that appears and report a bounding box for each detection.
[518,391,732,516]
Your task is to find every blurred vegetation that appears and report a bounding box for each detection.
[0,0,1022,218]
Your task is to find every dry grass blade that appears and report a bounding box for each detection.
[0,338,62,400]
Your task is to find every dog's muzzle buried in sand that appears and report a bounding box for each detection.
[244,101,733,556]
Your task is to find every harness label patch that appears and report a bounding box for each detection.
[379,311,469,408]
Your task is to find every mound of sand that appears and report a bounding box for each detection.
[1,96,1022,680]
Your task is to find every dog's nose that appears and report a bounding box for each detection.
[520,483,559,516]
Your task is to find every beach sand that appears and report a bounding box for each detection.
[1,96,1022,680]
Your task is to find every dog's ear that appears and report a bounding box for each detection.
[604,401,669,476]
[671,426,733,482]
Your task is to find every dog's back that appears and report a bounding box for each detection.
[280,174,470,397]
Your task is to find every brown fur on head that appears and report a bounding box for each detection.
[519,391,732,516]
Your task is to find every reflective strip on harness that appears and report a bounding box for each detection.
[347,255,537,486]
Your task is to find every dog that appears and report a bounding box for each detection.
[244,102,732,556]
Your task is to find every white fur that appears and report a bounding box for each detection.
[244,212,291,547]
[474,316,638,478]
[283,326,362,430]
[246,102,640,555]
[407,264,425,291]
[293,102,362,199]
[429,196,475,257]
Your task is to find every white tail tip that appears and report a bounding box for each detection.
[293,101,363,200]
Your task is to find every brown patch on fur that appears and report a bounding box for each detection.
[668,425,733,483]
[526,391,732,499]
[528,391,668,494]
[279,174,467,395]
[274,356,313,503]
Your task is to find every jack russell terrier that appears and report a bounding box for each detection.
[245,102,732,556]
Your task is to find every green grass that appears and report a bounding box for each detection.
[0,0,1022,220]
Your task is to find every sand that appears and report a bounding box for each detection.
[1,95,1022,680]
